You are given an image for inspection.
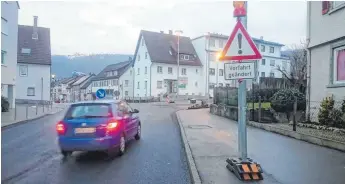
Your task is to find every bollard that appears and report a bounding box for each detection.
[14,105,17,120]
[26,104,29,119]
[36,102,38,115]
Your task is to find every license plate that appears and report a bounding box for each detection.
[75,128,95,134]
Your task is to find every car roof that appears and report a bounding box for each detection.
[70,99,124,105]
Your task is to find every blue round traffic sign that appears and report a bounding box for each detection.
[96,89,106,99]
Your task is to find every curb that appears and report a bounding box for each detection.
[175,110,202,184]
[1,107,65,130]
[247,121,345,152]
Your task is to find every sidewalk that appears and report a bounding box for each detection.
[1,103,69,128]
[176,109,345,184]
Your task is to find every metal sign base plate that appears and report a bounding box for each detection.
[226,157,263,181]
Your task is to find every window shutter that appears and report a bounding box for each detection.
[322,1,330,15]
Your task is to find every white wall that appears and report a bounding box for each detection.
[192,37,208,95]
[133,36,152,97]
[16,64,51,101]
[1,1,18,108]
[149,63,204,97]
[308,2,345,48]
[119,67,134,98]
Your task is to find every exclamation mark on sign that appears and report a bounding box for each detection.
[238,33,242,55]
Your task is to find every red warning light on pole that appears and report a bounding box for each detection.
[233,1,246,17]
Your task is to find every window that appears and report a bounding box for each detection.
[1,50,6,64]
[145,66,147,74]
[209,38,215,47]
[145,52,148,59]
[219,40,224,48]
[112,70,118,76]
[145,81,147,89]
[282,60,287,70]
[261,45,265,52]
[261,72,265,77]
[111,79,118,86]
[219,69,224,76]
[270,60,275,66]
[226,83,230,87]
[333,45,345,83]
[157,66,163,73]
[21,48,31,55]
[19,65,28,77]
[322,1,330,14]
[125,91,128,96]
[66,104,111,119]
[182,68,187,75]
[157,81,163,89]
[196,69,199,74]
[332,1,345,9]
[125,80,129,87]
[137,82,140,89]
[27,87,35,96]
[195,82,198,87]
[137,68,140,75]
[138,55,140,61]
[219,83,223,87]
[270,72,275,77]
[262,59,266,65]
[168,67,173,74]
[180,54,190,60]
[269,46,274,53]
[209,68,215,76]
[1,17,8,35]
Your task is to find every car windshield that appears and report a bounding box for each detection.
[65,104,112,119]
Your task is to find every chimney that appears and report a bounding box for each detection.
[169,30,173,35]
[32,16,38,39]
[160,31,164,33]
[260,36,263,40]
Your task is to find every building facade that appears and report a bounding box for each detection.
[16,16,51,102]
[307,1,345,120]
[1,1,19,108]
[91,60,133,100]
[192,33,290,97]
[132,30,204,98]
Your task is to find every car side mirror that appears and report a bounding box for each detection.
[132,109,139,113]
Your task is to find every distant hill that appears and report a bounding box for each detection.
[52,54,133,79]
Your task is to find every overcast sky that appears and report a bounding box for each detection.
[18,0,307,55]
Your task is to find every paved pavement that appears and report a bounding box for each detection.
[1,103,191,184]
[1,103,69,127]
[176,109,345,184]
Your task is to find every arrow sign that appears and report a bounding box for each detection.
[96,89,106,99]
[219,20,261,61]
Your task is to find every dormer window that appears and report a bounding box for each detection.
[179,54,190,61]
[112,70,118,76]
[21,48,31,55]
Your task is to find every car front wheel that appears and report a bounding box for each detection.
[135,124,141,140]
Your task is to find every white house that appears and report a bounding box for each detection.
[91,60,133,99]
[132,30,204,98]
[192,33,290,97]
[307,1,345,120]
[16,16,51,102]
[1,1,19,108]
[80,77,94,101]
[70,74,94,102]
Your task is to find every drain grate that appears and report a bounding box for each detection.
[188,125,212,129]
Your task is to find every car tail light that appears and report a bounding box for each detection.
[56,121,67,135]
[105,119,119,135]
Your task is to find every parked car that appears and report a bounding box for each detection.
[56,100,141,157]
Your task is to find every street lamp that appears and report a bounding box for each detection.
[175,30,183,98]
[216,52,222,87]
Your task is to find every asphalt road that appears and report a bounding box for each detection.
[2,103,191,184]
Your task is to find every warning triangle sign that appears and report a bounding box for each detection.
[219,20,262,61]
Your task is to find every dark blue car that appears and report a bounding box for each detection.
[56,100,141,157]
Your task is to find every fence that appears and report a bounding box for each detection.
[1,101,67,127]
[123,96,161,103]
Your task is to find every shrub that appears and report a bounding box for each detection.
[1,96,9,112]
[330,108,345,128]
[270,88,306,113]
[318,97,335,126]
[247,88,279,103]
[341,98,345,114]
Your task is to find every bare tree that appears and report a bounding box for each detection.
[277,42,308,93]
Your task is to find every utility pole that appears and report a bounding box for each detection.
[175,30,183,99]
